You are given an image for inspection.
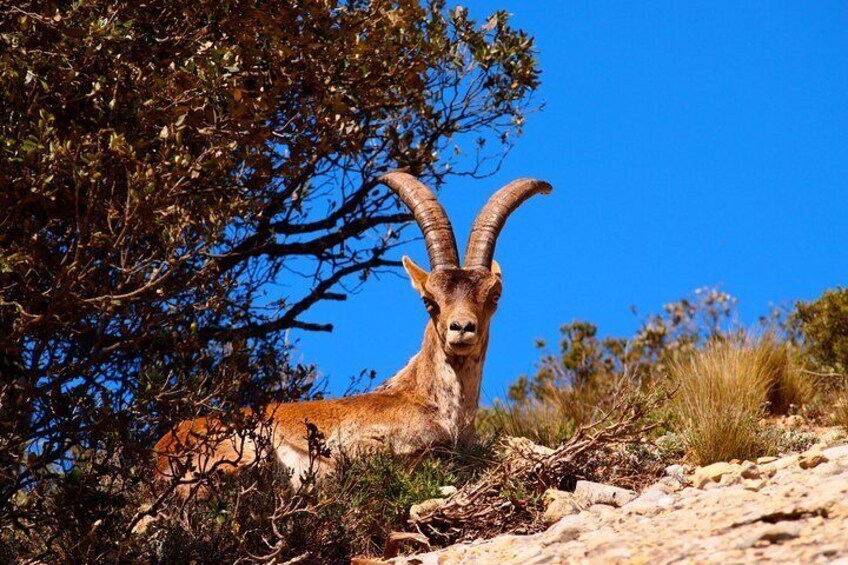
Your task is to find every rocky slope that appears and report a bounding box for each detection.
[390,433,848,564]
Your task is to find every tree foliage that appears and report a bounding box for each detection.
[0,1,540,559]
[794,287,848,376]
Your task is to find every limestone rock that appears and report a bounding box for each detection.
[742,478,769,492]
[760,464,777,478]
[623,489,668,516]
[664,464,685,483]
[739,461,761,479]
[691,462,740,489]
[771,454,799,470]
[824,444,848,460]
[542,489,581,524]
[799,445,828,470]
[735,523,801,549]
[573,480,637,507]
[719,472,741,487]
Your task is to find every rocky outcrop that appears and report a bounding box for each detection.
[390,440,848,564]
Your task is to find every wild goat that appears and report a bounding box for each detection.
[154,171,551,494]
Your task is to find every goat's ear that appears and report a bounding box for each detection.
[402,256,429,294]
[491,260,503,280]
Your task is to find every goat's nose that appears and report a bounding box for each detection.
[449,320,477,334]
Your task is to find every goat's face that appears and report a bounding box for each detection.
[403,256,502,358]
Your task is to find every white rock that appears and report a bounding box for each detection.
[623,490,666,516]
[665,464,685,482]
[574,480,637,507]
[439,485,458,497]
[644,482,673,495]
[823,444,848,462]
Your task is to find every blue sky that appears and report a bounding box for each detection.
[295,1,848,402]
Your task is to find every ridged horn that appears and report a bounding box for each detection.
[464,178,552,270]
[378,171,459,271]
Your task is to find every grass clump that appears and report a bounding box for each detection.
[756,336,813,415]
[669,337,807,464]
[670,341,767,464]
[832,392,848,431]
[479,395,578,448]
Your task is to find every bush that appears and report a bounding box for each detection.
[6,443,465,564]
[794,287,848,376]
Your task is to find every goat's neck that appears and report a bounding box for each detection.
[379,323,487,443]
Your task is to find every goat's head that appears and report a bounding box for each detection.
[380,172,552,358]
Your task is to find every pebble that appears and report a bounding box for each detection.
[799,446,829,470]
[692,462,740,489]
[542,489,581,524]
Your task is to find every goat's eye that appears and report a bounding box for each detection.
[422,297,438,314]
[490,292,501,306]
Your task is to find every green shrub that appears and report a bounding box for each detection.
[794,287,848,376]
[133,447,462,563]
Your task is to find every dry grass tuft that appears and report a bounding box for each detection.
[670,337,810,464]
[479,376,638,448]
[755,336,813,415]
[479,393,583,448]
[832,392,848,431]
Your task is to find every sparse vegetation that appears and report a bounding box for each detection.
[486,288,845,468]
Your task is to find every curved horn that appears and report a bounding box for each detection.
[464,178,552,270]
[378,171,459,271]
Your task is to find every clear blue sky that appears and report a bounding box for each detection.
[295,1,848,402]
